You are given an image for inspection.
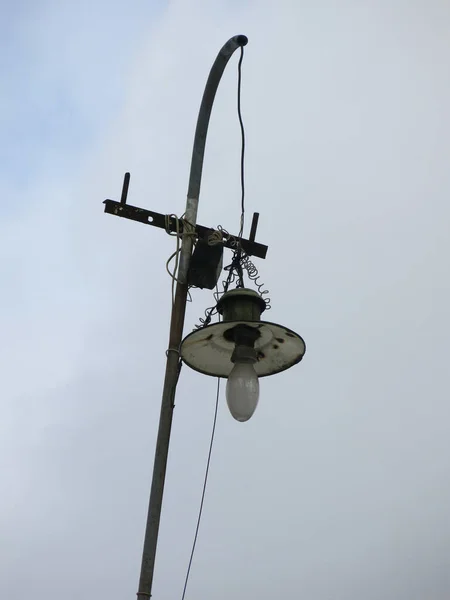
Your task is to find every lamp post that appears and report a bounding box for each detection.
[103,34,306,599]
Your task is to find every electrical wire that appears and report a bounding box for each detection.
[240,252,271,310]
[237,46,245,241]
[181,377,220,600]
[165,214,196,305]
[165,214,182,306]
[193,49,246,328]
[181,52,246,597]
[194,241,272,330]
[194,247,242,329]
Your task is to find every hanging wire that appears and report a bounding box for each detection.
[180,378,220,600]
[237,45,246,241]
[193,51,248,329]
[180,48,247,600]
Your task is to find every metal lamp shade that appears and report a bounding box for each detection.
[180,320,306,378]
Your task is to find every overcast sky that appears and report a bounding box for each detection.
[2,0,450,598]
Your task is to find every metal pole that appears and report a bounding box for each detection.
[136,34,248,600]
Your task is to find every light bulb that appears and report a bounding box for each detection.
[226,361,259,422]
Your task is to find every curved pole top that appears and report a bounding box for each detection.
[186,34,248,202]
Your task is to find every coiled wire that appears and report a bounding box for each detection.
[194,231,271,329]
[240,253,271,310]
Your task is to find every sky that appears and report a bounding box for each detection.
[2,0,450,598]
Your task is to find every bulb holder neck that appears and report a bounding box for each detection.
[231,344,257,364]
[224,323,260,365]
[217,288,266,322]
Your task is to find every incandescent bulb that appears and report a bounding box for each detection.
[226,361,259,422]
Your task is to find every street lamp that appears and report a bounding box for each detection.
[103,34,306,599]
[180,288,305,421]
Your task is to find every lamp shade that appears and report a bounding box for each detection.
[180,319,305,378]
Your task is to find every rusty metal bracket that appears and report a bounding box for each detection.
[103,172,268,259]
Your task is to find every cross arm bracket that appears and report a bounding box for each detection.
[103,174,268,259]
